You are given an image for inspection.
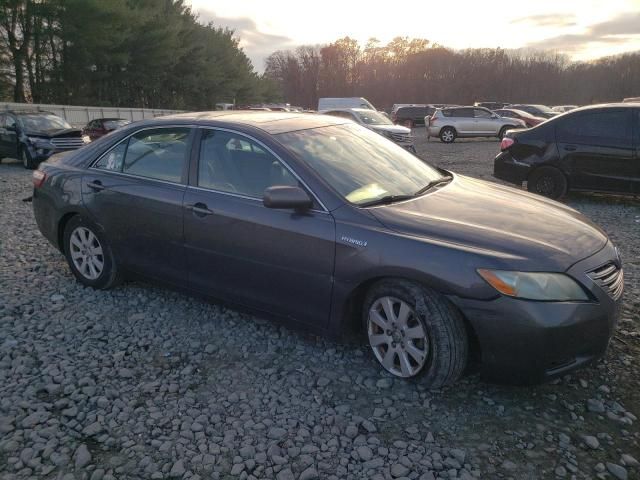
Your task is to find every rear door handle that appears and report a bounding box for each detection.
[563,145,577,152]
[186,202,213,216]
[86,180,105,191]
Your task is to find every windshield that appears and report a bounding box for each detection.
[104,119,129,129]
[356,110,392,125]
[18,114,71,131]
[277,123,445,205]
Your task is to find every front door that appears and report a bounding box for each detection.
[556,109,635,194]
[183,128,336,328]
[82,126,193,285]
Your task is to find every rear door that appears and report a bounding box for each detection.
[556,109,635,193]
[183,128,336,328]
[82,126,193,285]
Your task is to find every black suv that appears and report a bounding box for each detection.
[0,110,89,169]
[393,105,436,128]
[495,103,640,198]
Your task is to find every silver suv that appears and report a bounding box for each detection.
[427,107,525,143]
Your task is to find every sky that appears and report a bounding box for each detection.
[189,0,640,71]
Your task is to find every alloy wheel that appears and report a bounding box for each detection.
[69,226,104,280]
[442,130,454,142]
[367,296,430,377]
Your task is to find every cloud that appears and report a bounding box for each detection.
[511,14,577,28]
[196,10,294,71]
[526,12,640,52]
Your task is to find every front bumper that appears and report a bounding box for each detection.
[493,151,531,185]
[449,242,622,384]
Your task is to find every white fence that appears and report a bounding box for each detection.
[0,102,184,127]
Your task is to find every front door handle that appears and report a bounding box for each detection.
[86,180,105,191]
[186,202,213,216]
[563,145,577,152]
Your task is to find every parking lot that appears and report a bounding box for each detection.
[0,136,639,480]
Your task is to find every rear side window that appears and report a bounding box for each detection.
[451,108,474,118]
[557,110,632,147]
[93,127,191,183]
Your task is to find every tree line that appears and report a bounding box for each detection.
[265,37,640,109]
[0,0,281,109]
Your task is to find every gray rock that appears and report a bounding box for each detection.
[587,399,605,413]
[299,467,319,480]
[75,443,92,468]
[582,435,599,449]
[621,454,639,467]
[606,463,628,480]
[376,378,393,389]
[357,445,373,461]
[83,422,103,436]
[391,463,410,478]
[277,468,295,480]
[268,427,287,440]
[169,459,185,478]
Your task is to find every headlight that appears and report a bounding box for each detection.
[477,269,588,301]
[27,136,51,147]
[82,135,91,144]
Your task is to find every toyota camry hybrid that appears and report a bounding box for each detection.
[32,112,623,387]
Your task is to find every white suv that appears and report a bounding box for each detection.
[427,107,525,143]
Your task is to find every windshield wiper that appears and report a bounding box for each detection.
[358,194,415,208]
[413,175,453,196]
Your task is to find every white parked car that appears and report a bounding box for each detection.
[552,105,578,113]
[321,108,415,152]
[318,97,376,111]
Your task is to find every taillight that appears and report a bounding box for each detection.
[500,137,515,151]
[429,115,435,126]
[32,170,46,188]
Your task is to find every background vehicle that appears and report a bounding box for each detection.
[474,101,509,110]
[318,97,376,111]
[494,108,545,128]
[495,103,639,199]
[32,111,621,386]
[428,106,525,143]
[552,105,578,113]
[83,118,130,140]
[0,110,90,169]
[509,104,558,119]
[392,105,436,128]
[323,108,414,150]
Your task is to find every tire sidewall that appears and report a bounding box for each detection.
[20,146,33,169]
[362,280,466,386]
[63,215,118,289]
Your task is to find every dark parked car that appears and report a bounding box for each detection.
[494,108,546,128]
[392,105,436,128]
[32,111,622,386]
[0,110,90,169]
[83,118,130,141]
[495,103,639,199]
[509,104,558,119]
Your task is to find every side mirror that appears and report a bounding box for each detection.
[263,186,313,211]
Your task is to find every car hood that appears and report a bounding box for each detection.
[370,124,411,134]
[368,174,608,270]
[23,127,82,138]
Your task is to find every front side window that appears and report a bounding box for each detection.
[277,123,445,205]
[198,130,298,197]
[474,109,492,118]
[93,127,190,183]
[557,111,632,147]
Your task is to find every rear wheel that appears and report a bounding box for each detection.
[439,127,456,143]
[63,215,122,289]
[363,279,468,387]
[498,126,511,139]
[527,166,568,200]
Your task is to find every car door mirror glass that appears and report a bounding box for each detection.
[263,186,312,210]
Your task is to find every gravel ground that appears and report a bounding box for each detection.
[0,136,639,480]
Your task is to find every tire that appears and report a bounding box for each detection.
[363,279,468,388]
[63,215,122,289]
[21,147,34,169]
[439,127,456,143]
[498,126,511,140]
[527,166,568,200]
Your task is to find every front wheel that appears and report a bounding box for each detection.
[439,127,456,143]
[63,216,122,289]
[21,147,34,169]
[363,279,468,387]
[527,166,568,200]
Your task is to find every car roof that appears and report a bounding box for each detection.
[159,110,348,134]
[5,110,57,116]
[564,103,640,113]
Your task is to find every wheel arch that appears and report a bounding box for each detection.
[337,273,481,367]
[57,211,80,253]
[527,163,571,191]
